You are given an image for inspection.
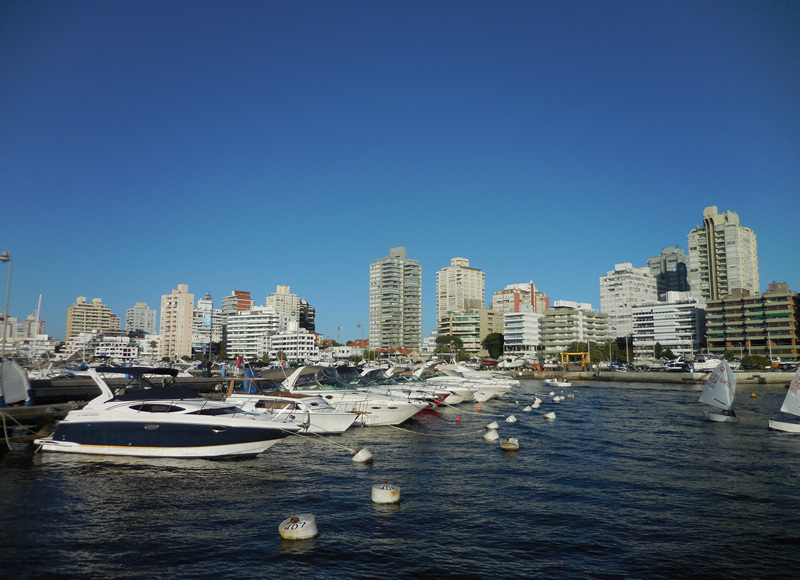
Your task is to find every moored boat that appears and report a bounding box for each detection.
[34,367,299,458]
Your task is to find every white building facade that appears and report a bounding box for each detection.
[225,306,292,360]
[599,263,658,338]
[503,311,544,356]
[125,302,157,334]
[632,292,706,359]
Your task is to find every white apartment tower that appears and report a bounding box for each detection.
[192,292,224,352]
[436,257,485,328]
[160,284,194,360]
[125,302,157,334]
[599,263,658,338]
[632,291,706,359]
[687,206,759,301]
[266,285,316,333]
[369,247,422,351]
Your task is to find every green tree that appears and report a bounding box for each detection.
[457,349,471,362]
[481,333,504,359]
[434,334,463,354]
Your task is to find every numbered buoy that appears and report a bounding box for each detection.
[483,427,499,441]
[352,448,374,463]
[279,514,318,540]
[500,436,520,451]
[505,415,517,423]
[544,411,556,420]
[372,482,401,504]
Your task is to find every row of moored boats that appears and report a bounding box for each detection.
[33,362,520,458]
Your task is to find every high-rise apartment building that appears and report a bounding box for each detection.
[687,206,759,301]
[226,305,292,360]
[221,291,253,315]
[436,257,485,328]
[492,282,550,314]
[437,307,504,356]
[192,292,224,353]
[599,263,658,338]
[368,247,422,351]
[160,284,194,360]
[65,297,120,339]
[125,302,157,334]
[648,247,690,298]
[266,285,316,333]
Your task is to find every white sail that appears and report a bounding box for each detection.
[699,361,736,411]
[779,368,800,417]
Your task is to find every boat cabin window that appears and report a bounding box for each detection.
[130,403,185,413]
[188,407,238,416]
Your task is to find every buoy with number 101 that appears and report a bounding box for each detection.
[372,482,401,504]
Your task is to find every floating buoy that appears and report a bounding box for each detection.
[505,415,517,423]
[531,401,541,408]
[477,407,482,413]
[567,393,575,399]
[455,416,460,423]
[544,411,556,420]
[483,428,499,441]
[500,437,520,451]
[549,391,555,396]
[372,482,401,504]
[352,448,374,463]
[523,405,532,412]
[751,393,757,398]
[486,421,499,430]
[279,514,318,540]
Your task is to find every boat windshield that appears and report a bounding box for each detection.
[293,368,352,391]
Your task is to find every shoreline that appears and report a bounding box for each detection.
[505,369,793,385]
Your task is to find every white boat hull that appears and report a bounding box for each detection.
[768,419,800,433]
[703,411,739,423]
[34,437,283,458]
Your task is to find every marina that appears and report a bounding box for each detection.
[2,377,800,578]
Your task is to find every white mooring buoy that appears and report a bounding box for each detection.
[483,427,500,441]
[544,411,556,420]
[352,448,374,463]
[279,514,318,540]
[500,436,520,451]
[372,482,401,504]
[486,421,500,430]
[523,405,533,412]
[505,415,517,423]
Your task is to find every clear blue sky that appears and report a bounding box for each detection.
[2,0,799,342]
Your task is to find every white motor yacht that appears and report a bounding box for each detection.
[280,366,429,427]
[34,367,299,458]
[224,376,357,434]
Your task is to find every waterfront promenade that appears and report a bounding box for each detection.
[513,369,795,385]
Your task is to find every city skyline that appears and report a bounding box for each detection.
[3,1,799,342]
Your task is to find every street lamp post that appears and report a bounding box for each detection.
[0,251,11,361]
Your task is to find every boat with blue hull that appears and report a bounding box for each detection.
[34,367,298,458]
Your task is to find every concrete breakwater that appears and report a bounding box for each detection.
[508,369,794,385]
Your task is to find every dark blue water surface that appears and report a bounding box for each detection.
[2,379,800,579]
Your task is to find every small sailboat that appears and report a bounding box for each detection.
[768,368,800,433]
[699,360,738,422]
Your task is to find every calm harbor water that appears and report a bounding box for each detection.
[2,379,800,579]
